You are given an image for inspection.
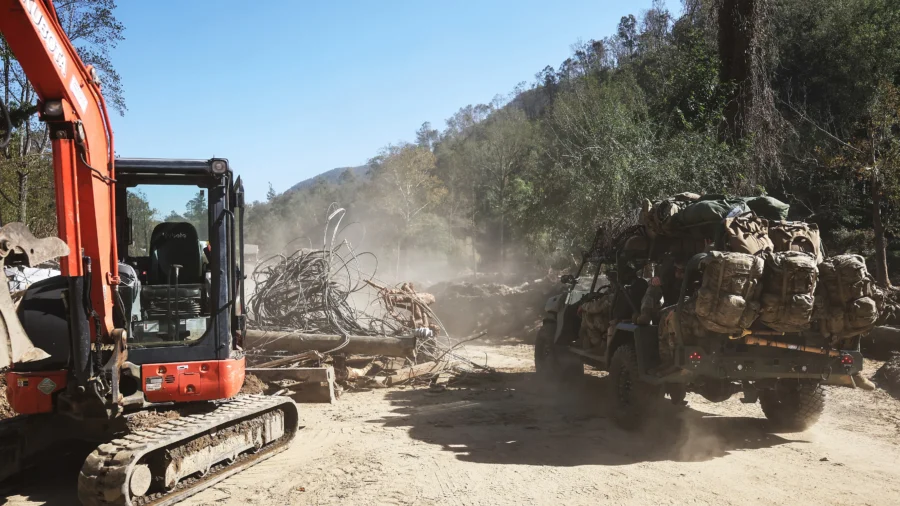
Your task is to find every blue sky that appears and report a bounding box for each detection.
[109,0,671,210]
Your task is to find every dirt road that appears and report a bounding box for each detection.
[5,340,900,505]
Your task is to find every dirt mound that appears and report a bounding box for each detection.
[874,353,900,399]
[430,278,556,340]
[126,409,181,431]
[0,374,14,420]
[240,373,267,395]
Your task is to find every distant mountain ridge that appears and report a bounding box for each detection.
[287,165,369,193]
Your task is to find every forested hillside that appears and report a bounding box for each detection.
[247,0,900,283]
[3,1,900,284]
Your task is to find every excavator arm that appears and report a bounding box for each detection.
[0,5,300,503]
[0,0,119,367]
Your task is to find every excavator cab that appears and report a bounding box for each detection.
[113,158,247,367]
[9,158,249,414]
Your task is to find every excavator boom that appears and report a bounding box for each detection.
[0,0,119,336]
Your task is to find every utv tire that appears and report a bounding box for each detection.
[610,343,661,430]
[534,320,583,386]
[759,382,826,431]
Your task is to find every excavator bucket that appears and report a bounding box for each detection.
[0,223,69,369]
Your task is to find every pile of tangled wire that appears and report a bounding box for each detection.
[246,205,495,378]
[248,206,412,337]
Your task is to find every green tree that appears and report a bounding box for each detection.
[370,144,447,277]
[127,189,158,255]
[183,190,207,240]
[164,210,185,222]
[415,122,439,151]
[822,82,900,287]
[469,104,536,271]
[0,0,126,236]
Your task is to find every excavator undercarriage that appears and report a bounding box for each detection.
[78,395,298,506]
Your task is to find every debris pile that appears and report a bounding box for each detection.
[366,280,438,333]
[428,276,556,341]
[247,206,441,338]
[242,206,482,401]
[248,246,384,336]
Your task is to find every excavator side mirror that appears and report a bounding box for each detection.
[560,274,576,285]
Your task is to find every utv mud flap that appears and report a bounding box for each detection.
[0,223,68,369]
[612,323,661,377]
[631,324,661,376]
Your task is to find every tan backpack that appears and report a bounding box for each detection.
[579,295,611,349]
[816,255,879,341]
[759,251,818,332]
[694,251,764,334]
[724,212,774,255]
[769,221,822,263]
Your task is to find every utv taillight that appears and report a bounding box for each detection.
[840,355,853,366]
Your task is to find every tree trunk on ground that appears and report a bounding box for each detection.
[243,330,417,357]
[872,171,891,287]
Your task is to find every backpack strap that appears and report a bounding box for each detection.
[780,256,790,320]
[835,260,846,304]
[715,256,726,313]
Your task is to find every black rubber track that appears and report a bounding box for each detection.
[77,395,298,506]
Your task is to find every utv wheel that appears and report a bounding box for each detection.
[609,343,661,430]
[666,384,687,405]
[534,320,583,386]
[759,382,826,431]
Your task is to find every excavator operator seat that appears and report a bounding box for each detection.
[140,222,206,333]
[148,222,203,285]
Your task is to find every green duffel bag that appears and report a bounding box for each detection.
[746,196,790,221]
[676,198,750,238]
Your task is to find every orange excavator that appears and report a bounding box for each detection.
[0,1,298,504]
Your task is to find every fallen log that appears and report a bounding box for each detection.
[244,330,416,357]
[387,361,443,386]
